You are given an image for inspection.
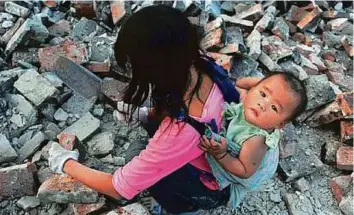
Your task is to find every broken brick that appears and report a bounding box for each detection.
[42,0,58,8]
[286,5,309,22]
[71,197,106,215]
[86,60,111,73]
[327,18,349,31]
[336,146,353,171]
[254,6,276,32]
[297,6,322,30]
[340,120,353,144]
[200,28,223,50]
[296,44,315,57]
[340,36,354,57]
[0,163,37,200]
[207,52,232,72]
[306,100,343,127]
[300,54,319,75]
[329,175,353,202]
[325,60,353,90]
[337,92,354,117]
[37,175,99,204]
[58,133,78,151]
[322,51,336,62]
[204,17,222,35]
[262,36,293,61]
[73,2,96,19]
[308,54,327,72]
[110,1,126,25]
[38,39,89,71]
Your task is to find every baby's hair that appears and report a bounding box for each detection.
[258,72,308,120]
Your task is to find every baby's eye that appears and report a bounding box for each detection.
[271,105,278,112]
[260,91,266,97]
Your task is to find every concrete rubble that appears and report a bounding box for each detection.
[0,1,352,215]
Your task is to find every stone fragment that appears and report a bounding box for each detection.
[304,75,336,110]
[38,167,54,184]
[10,114,26,127]
[294,177,311,192]
[42,72,64,88]
[37,175,99,204]
[18,132,47,162]
[207,52,232,72]
[292,32,305,42]
[86,132,114,157]
[86,60,111,73]
[341,36,354,57]
[284,192,314,215]
[106,203,150,215]
[62,94,97,116]
[70,17,103,41]
[296,44,315,57]
[5,94,37,126]
[279,148,323,182]
[272,17,289,40]
[48,20,71,37]
[234,3,263,20]
[229,55,260,80]
[323,31,342,48]
[286,5,309,22]
[339,194,353,215]
[279,61,308,81]
[17,196,40,210]
[255,6,276,32]
[341,120,353,144]
[325,140,343,164]
[58,133,78,151]
[308,54,327,72]
[71,197,106,215]
[329,175,353,203]
[300,55,319,75]
[62,112,100,142]
[100,78,127,103]
[38,40,89,71]
[204,17,222,35]
[220,14,253,26]
[4,2,30,18]
[258,52,282,72]
[14,69,59,106]
[297,6,322,31]
[2,20,14,28]
[246,29,261,59]
[54,108,69,122]
[0,134,17,164]
[336,146,353,171]
[322,10,351,19]
[89,36,114,62]
[5,19,31,55]
[325,60,353,90]
[279,123,298,159]
[111,1,126,25]
[200,28,223,50]
[12,48,39,67]
[261,36,292,61]
[327,18,349,31]
[0,163,37,200]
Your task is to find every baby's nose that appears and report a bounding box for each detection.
[257,103,265,111]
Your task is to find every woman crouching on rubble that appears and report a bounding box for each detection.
[48,5,254,214]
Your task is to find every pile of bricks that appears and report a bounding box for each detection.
[0,1,352,215]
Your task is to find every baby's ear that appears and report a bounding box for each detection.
[275,121,287,129]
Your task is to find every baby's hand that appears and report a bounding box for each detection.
[236,86,248,102]
[199,136,227,160]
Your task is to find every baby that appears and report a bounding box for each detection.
[199,72,307,208]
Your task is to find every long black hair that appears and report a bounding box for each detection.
[114,5,204,122]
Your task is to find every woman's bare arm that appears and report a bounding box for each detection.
[63,159,122,199]
[235,77,262,89]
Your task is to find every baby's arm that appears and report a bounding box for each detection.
[235,77,262,89]
[200,135,267,179]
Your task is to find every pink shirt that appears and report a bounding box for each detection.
[112,84,225,199]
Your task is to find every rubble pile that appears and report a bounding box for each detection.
[0,1,352,215]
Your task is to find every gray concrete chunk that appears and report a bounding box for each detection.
[5,2,30,18]
[86,132,114,156]
[0,134,18,164]
[17,196,40,210]
[14,69,59,106]
[18,131,47,161]
[62,112,100,141]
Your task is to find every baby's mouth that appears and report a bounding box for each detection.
[250,108,259,117]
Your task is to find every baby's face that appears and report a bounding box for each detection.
[243,75,300,130]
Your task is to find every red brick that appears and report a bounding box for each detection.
[42,0,57,8]
[73,1,96,19]
[72,197,106,215]
[329,175,353,203]
[322,51,336,62]
[336,146,353,171]
[204,17,222,35]
[207,52,232,72]
[86,61,111,73]
[306,100,343,127]
[110,1,126,25]
[37,175,98,204]
[38,39,89,71]
[341,36,354,57]
[58,133,78,151]
[0,163,37,200]
[337,92,353,117]
[200,28,224,50]
[286,4,314,22]
[341,120,353,144]
[297,6,322,30]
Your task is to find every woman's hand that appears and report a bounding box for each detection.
[199,136,227,160]
[48,142,79,175]
[114,101,149,123]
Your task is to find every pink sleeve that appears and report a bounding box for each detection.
[112,118,203,199]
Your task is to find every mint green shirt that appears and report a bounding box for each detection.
[205,103,281,208]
